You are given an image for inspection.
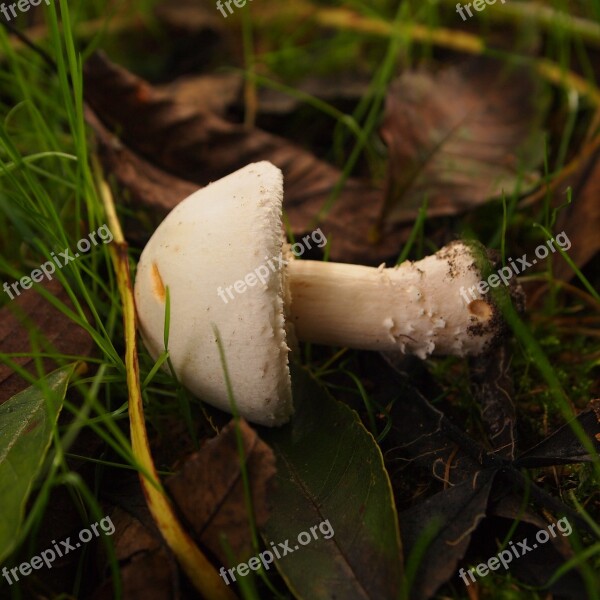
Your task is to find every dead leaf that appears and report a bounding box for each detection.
[380,59,544,225]
[87,106,199,214]
[92,507,181,600]
[514,399,600,467]
[486,487,586,599]
[157,73,243,118]
[554,149,600,281]
[257,73,371,116]
[166,419,276,565]
[380,359,595,599]
[400,470,497,600]
[83,52,406,264]
[0,279,95,404]
[469,343,517,460]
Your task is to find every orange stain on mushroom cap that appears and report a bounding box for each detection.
[151,262,166,303]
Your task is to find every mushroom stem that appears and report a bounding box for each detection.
[287,241,500,358]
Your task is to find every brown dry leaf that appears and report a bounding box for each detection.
[166,419,276,566]
[554,149,600,281]
[380,59,544,225]
[0,279,94,405]
[157,73,244,118]
[158,72,370,154]
[92,507,181,600]
[256,73,371,116]
[83,52,406,264]
[87,107,199,214]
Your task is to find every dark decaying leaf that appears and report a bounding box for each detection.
[384,376,503,598]
[158,71,372,149]
[166,419,276,566]
[92,507,181,600]
[256,73,371,117]
[0,280,95,405]
[260,366,402,600]
[469,342,516,460]
[387,376,495,487]
[400,470,497,600]
[83,52,406,264]
[554,149,600,281]
[381,356,594,599]
[514,399,600,467]
[380,59,544,225]
[86,107,199,214]
[487,483,585,599]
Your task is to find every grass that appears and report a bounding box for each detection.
[0,0,598,598]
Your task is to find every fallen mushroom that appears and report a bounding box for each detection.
[134,161,509,426]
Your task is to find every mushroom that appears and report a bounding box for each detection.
[134,161,506,426]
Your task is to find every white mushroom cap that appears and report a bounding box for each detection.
[134,162,293,426]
